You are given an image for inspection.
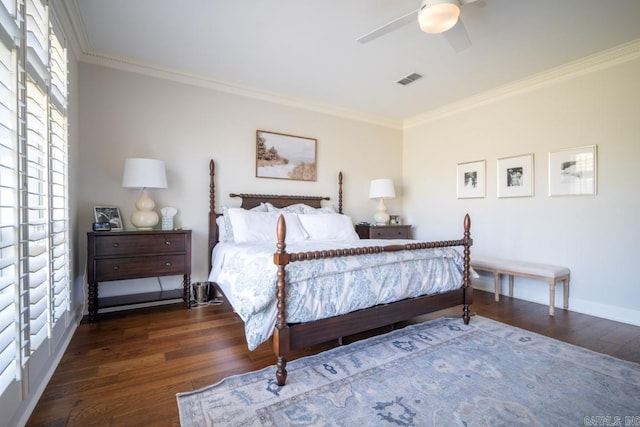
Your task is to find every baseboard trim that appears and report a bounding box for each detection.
[472,279,640,327]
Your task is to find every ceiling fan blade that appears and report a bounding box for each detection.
[442,18,471,53]
[357,9,418,44]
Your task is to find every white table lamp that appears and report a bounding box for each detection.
[122,158,168,230]
[369,178,396,225]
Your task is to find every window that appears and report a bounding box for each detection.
[0,0,19,395]
[0,0,70,400]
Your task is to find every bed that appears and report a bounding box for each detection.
[207,160,473,386]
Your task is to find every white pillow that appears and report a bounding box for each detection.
[265,202,337,214]
[227,209,309,243]
[318,204,338,214]
[216,216,233,242]
[298,213,360,241]
[264,202,313,214]
[219,204,269,242]
[252,203,269,212]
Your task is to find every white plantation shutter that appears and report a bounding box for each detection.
[25,76,49,350]
[48,15,68,322]
[0,0,19,395]
[49,105,67,320]
[24,0,46,89]
[0,0,70,401]
[48,16,64,110]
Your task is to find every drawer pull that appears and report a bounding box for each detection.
[113,266,119,271]
[112,242,119,248]
[164,262,172,267]
[165,241,171,246]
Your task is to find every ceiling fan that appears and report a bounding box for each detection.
[357,0,480,52]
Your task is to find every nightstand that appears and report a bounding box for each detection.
[355,224,411,239]
[87,229,192,322]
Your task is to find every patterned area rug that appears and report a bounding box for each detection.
[176,316,640,426]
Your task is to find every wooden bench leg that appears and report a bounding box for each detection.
[493,271,500,302]
[548,280,556,316]
[508,275,514,297]
[563,277,570,310]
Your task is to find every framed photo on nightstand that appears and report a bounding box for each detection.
[94,206,123,231]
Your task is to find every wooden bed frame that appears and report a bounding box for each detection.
[207,159,473,386]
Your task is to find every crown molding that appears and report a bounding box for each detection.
[79,50,403,131]
[79,38,640,133]
[403,39,640,129]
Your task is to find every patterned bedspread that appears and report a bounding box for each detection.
[209,240,466,350]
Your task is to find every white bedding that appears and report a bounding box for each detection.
[208,239,467,350]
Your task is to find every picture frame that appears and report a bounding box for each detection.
[256,130,317,181]
[456,160,486,199]
[94,206,123,231]
[497,153,534,198]
[548,145,597,196]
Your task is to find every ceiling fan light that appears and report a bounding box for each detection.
[418,1,461,34]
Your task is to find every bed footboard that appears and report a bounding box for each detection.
[273,213,473,386]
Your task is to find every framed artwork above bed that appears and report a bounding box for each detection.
[256,130,317,181]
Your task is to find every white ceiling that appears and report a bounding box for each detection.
[67,0,640,124]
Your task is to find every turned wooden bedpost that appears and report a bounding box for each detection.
[462,213,473,324]
[273,215,290,386]
[209,160,215,215]
[208,160,216,274]
[338,171,343,214]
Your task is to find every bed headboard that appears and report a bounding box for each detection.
[207,159,343,272]
[228,193,329,210]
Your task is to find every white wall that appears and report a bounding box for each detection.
[77,51,640,326]
[403,53,640,325]
[77,63,403,287]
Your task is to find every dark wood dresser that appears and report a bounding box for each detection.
[87,229,192,322]
[356,224,411,239]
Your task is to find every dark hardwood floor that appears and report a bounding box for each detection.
[26,290,640,426]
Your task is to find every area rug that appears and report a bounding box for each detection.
[176,316,640,426]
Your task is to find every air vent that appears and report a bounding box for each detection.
[397,73,423,86]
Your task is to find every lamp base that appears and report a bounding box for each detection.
[373,198,390,225]
[131,188,160,230]
[131,210,159,230]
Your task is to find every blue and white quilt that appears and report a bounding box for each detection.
[209,240,466,350]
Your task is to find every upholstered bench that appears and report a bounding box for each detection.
[470,256,570,316]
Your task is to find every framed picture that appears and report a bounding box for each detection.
[256,130,317,181]
[497,153,534,198]
[457,160,486,199]
[548,145,597,196]
[94,206,123,231]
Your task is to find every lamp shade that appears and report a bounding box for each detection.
[418,0,461,34]
[369,179,396,199]
[122,158,168,189]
